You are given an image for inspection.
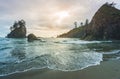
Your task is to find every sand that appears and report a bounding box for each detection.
[0,60,120,79]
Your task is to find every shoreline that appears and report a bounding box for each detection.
[1,60,120,79]
[0,60,101,77]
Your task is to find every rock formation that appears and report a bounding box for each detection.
[27,33,38,42]
[7,20,26,38]
[58,3,120,40]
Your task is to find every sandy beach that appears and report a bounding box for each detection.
[0,60,120,79]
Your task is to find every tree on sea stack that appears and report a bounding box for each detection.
[13,21,19,29]
[7,20,26,38]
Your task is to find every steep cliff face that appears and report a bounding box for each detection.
[58,3,120,40]
[7,20,26,38]
[84,3,120,40]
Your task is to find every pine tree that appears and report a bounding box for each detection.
[74,22,77,28]
[13,21,18,29]
[85,19,89,26]
[18,20,26,28]
[80,22,83,26]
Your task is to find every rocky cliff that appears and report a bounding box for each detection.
[7,20,26,38]
[58,3,120,40]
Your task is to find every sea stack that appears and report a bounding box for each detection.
[58,3,120,40]
[7,20,26,38]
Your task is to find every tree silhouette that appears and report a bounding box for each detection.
[10,26,13,31]
[18,20,26,28]
[80,22,83,26]
[9,20,26,31]
[110,2,116,7]
[13,21,18,29]
[106,2,116,7]
[85,19,89,26]
[74,22,77,28]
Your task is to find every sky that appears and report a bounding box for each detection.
[0,0,120,37]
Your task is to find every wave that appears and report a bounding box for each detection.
[0,58,102,77]
[0,67,47,77]
[101,50,120,54]
[55,40,112,44]
[0,38,118,77]
[102,50,120,61]
[0,52,103,76]
[0,47,12,51]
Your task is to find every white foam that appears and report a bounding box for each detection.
[0,52,103,76]
[0,67,47,77]
[59,40,112,44]
[101,50,120,54]
[46,52,103,71]
[116,57,120,60]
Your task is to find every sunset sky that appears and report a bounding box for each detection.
[0,0,120,37]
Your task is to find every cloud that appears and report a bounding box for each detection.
[0,0,120,37]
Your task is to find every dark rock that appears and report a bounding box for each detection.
[27,33,38,42]
[58,3,120,40]
[84,3,120,40]
[7,20,26,38]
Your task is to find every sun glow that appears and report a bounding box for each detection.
[54,11,70,24]
[56,11,69,19]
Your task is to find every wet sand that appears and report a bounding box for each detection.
[0,60,120,79]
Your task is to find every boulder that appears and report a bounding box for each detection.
[27,33,38,42]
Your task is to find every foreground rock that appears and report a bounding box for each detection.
[27,34,39,42]
[7,20,26,38]
[58,3,120,40]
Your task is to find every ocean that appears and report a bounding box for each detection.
[0,37,120,76]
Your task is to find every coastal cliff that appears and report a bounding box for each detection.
[58,3,120,40]
[7,20,26,38]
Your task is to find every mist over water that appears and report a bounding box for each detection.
[0,38,120,76]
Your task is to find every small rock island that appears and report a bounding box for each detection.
[58,3,120,40]
[6,20,39,42]
[27,33,39,42]
[7,20,26,38]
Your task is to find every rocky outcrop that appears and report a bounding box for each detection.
[58,3,120,40]
[27,33,38,42]
[7,20,26,38]
[84,3,120,40]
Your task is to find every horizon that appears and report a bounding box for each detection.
[0,0,120,37]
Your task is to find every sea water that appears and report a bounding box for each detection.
[0,37,120,76]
